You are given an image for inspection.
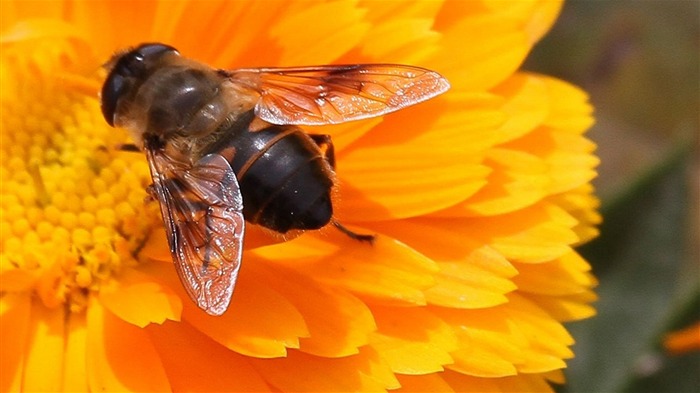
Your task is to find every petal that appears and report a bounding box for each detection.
[513,251,597,296]
[437,148,550,217]
[336,1,447,71]
[442,370,555,393]
[0,293,31,392]
[0,264,36,292]
[70,0,159,57]
[98,267,182,328]
[525,288,598,322]
[147,320,271,392]
[664,322,700,354]
[436,294,575,377]
[397,373,455,393]
[504,295,574,373]
[492,74,551,144]
[368,218,518,308]
[251,260,377,358]
[431,11,531,91]
[479,204,580,263]
[1,1,64,26]
[0,18,85,43]
[21,301,65,392]
[152,1,284,67]
[337,93,503,221]
[547,184,601,244]
[539,75,595,133]
[86,297,171,392]
[270,0,370,65]
[62,312,89,392]
[436,308,523,378]
[369,306,458,374]
[360,0,444,24]
[428,259,517,309]
[351,17,441,64]
[250,347,399,392]
[479,0,564,44]
[142,256,309,358]
[260,229,439,306]
[523,1,565,44]
[315,117,383,154]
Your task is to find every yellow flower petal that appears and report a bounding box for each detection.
[0,293,31,392]
[21,302,65,392]
[168,259,309,357]
[250,347,399,392]
[493,74,551,143]
[360,0,443,24]
[337,93,503,220]
[430,13,531,91]
[251,260,376,358]
[443,148,550,217]
[62,312,89,392]
[147,320,271,392]
[442,371,555,393]
[486,204,580,263]
[264,230,439,306]
[368,218,518,308]
[0,264,36,292]
[540,76,595,133]
[513,251,597,296]
[271,0,370,65]
[370,306,459,374]
[98,267,182,328]
[428,259,517,309]
[354,17,440,64]
[479,0,564,44]
[397,373,455,393]
[526,291,598,322]
[140,254,310,357]
[321,117,383,154]
[86,298,171,392]
[0,18,84,43]
[504,295,574,373]
[548,184,601,245]
[70,1,158,57]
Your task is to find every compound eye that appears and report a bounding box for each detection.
[99,43,179,126]
[100,71,126,126]
[135,43,178,60]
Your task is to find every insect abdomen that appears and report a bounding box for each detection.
[213,113,334,233]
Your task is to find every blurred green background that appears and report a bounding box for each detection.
[524,1,699,392]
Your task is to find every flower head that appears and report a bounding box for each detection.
[1,1,599,392]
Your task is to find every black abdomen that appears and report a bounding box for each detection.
[206,112,334,233]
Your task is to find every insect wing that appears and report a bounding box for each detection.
[227,64,450,125]
[146,150,245,316]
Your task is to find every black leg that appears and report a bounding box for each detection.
[310,135,373,243]
[309,134,336,169]
[117,143,141,152]
[332,220,375,244]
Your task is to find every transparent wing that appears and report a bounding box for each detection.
[146,150,245,316]
[226,64,450,125]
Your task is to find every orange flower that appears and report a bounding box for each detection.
[664,321,700,355]
[1,1,599,391]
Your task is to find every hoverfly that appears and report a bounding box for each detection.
[100,43,449,315]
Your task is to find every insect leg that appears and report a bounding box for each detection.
[310,135,374,243]
[117,143,141,152]
[309,134,336,169]
[332,220,375,244]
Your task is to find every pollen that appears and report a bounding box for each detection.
[1,41,159,313]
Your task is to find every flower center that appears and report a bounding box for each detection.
[0,40,159,312]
